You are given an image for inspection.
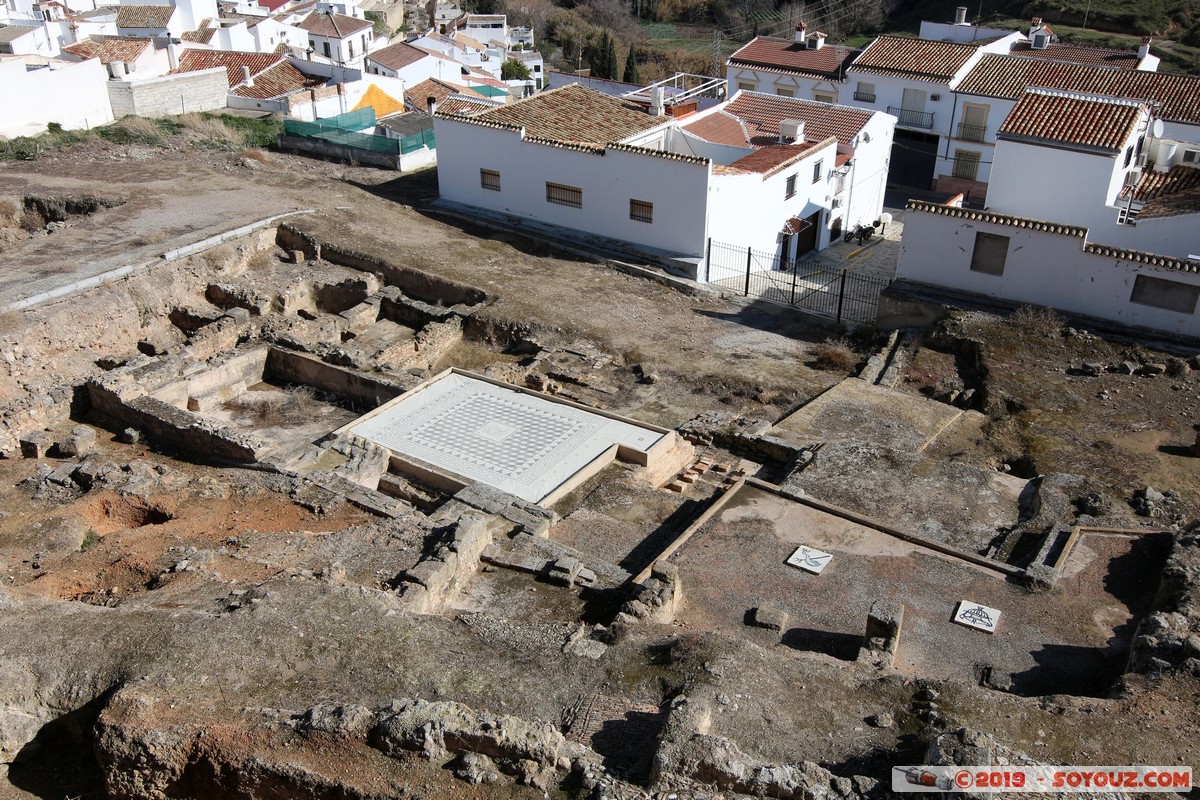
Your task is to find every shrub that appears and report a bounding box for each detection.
[811,338,857,372]
[0,200,18,226]
[1009,305,1064,339]
[18,208,44,232]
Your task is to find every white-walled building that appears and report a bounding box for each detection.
[0,53,113,135]
[433,83,895,280]
[984,88,1198,260]
[725,23,859,103]
[894,202,1200,338]
[943,54,1200,202]
[0,22,49,55]
[296,10,373,68]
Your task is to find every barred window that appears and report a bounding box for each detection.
[953,149,981,180]
[629,199,653,223]
[480,169,501,191]
[785,174,797,199]
[546,182,582,208]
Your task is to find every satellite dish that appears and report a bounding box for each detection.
[1152,119,1164,138]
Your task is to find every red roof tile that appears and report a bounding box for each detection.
[296,11,372,37]
[62,34,152,63]
[1125,165,1200,219]
[726,139,830,176]
[681,110,749,147]
[406,77,486,109]
[116,4,174,29]
[1008,41,1141,69]
[727,36,859,80]
[997,90,1144,152]
[172,49,319,98]
[366,41,429,71]
[850,34,980,81]
[956,54,1200,124]
[232,60,315,98]
[722,91,873,147]
[460,84,665,146]
[181,19,216,43]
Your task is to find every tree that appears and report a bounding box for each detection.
[604,32,618,78]
[623,44,640,83]
[501,58,532,80]
[592,29,619,78]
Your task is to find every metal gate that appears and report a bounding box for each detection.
[705,239,891,324]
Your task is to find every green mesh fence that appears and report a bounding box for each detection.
[283,108,401,155]
[398,128,435,154]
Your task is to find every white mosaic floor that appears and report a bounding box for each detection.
[349,373,664,503]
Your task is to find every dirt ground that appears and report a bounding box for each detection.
[0,126,1198,800]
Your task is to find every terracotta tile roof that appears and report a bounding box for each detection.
[116,4,174,29]
[172,50,318,98]
[258,0,292,11]
[906,200,1089,236]
[437,94,498,115]
[727,36,859,80]
[232,59,315,98]
[296,11,372,37]
[722,91,873,147]
[367,41,429,71]
[460,83,665,146]
[1124,166,1200,219]
[406,77,477,109]
[850,34,980,81]
[681,110,749,147]
[727,138,831,176]
[956,54,1200,124]
[1008,41,1140,69]
[1084,242,1199,273]
[62,34,152,63]
[181,19,217,43]
[997,90,1144,152]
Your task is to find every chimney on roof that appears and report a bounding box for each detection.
[795,21,807,45]
[954,6,968,24]
[809,31,825,49]
[649,85,665,116]
[1029,17,1049,48]
[241,64,254,86]
[427,95,437,114]
[167,40,179,70]
[1138,35,1152,58]
[779,118,804,143]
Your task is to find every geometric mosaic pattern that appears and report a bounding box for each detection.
[349,374,663,502]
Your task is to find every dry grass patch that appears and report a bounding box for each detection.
[239,148,276,166]
[226,385,323,426]
[810,338,857,372]
[177,113,244,147]
[1009,305,1064,339]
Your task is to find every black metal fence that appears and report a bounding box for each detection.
[705,239,892,324]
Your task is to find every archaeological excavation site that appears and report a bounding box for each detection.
[0,148,1199,800]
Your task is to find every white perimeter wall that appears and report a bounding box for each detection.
[0,57,113,135]
[435,118,710,257]
[897,209,1200,337]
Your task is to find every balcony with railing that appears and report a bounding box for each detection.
[956,122,987,142]
[853,90,876,103]
[888,106,935,129]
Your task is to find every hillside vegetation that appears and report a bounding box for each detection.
[488,0,1200,81]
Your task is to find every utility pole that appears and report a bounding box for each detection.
[711,29,725,79]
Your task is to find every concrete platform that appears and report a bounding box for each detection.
[772,380,969,452]
[342,370,670,504]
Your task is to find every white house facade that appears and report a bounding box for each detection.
[895,202,1200,338]
[297,10,373,68]
[433,84,895,280]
